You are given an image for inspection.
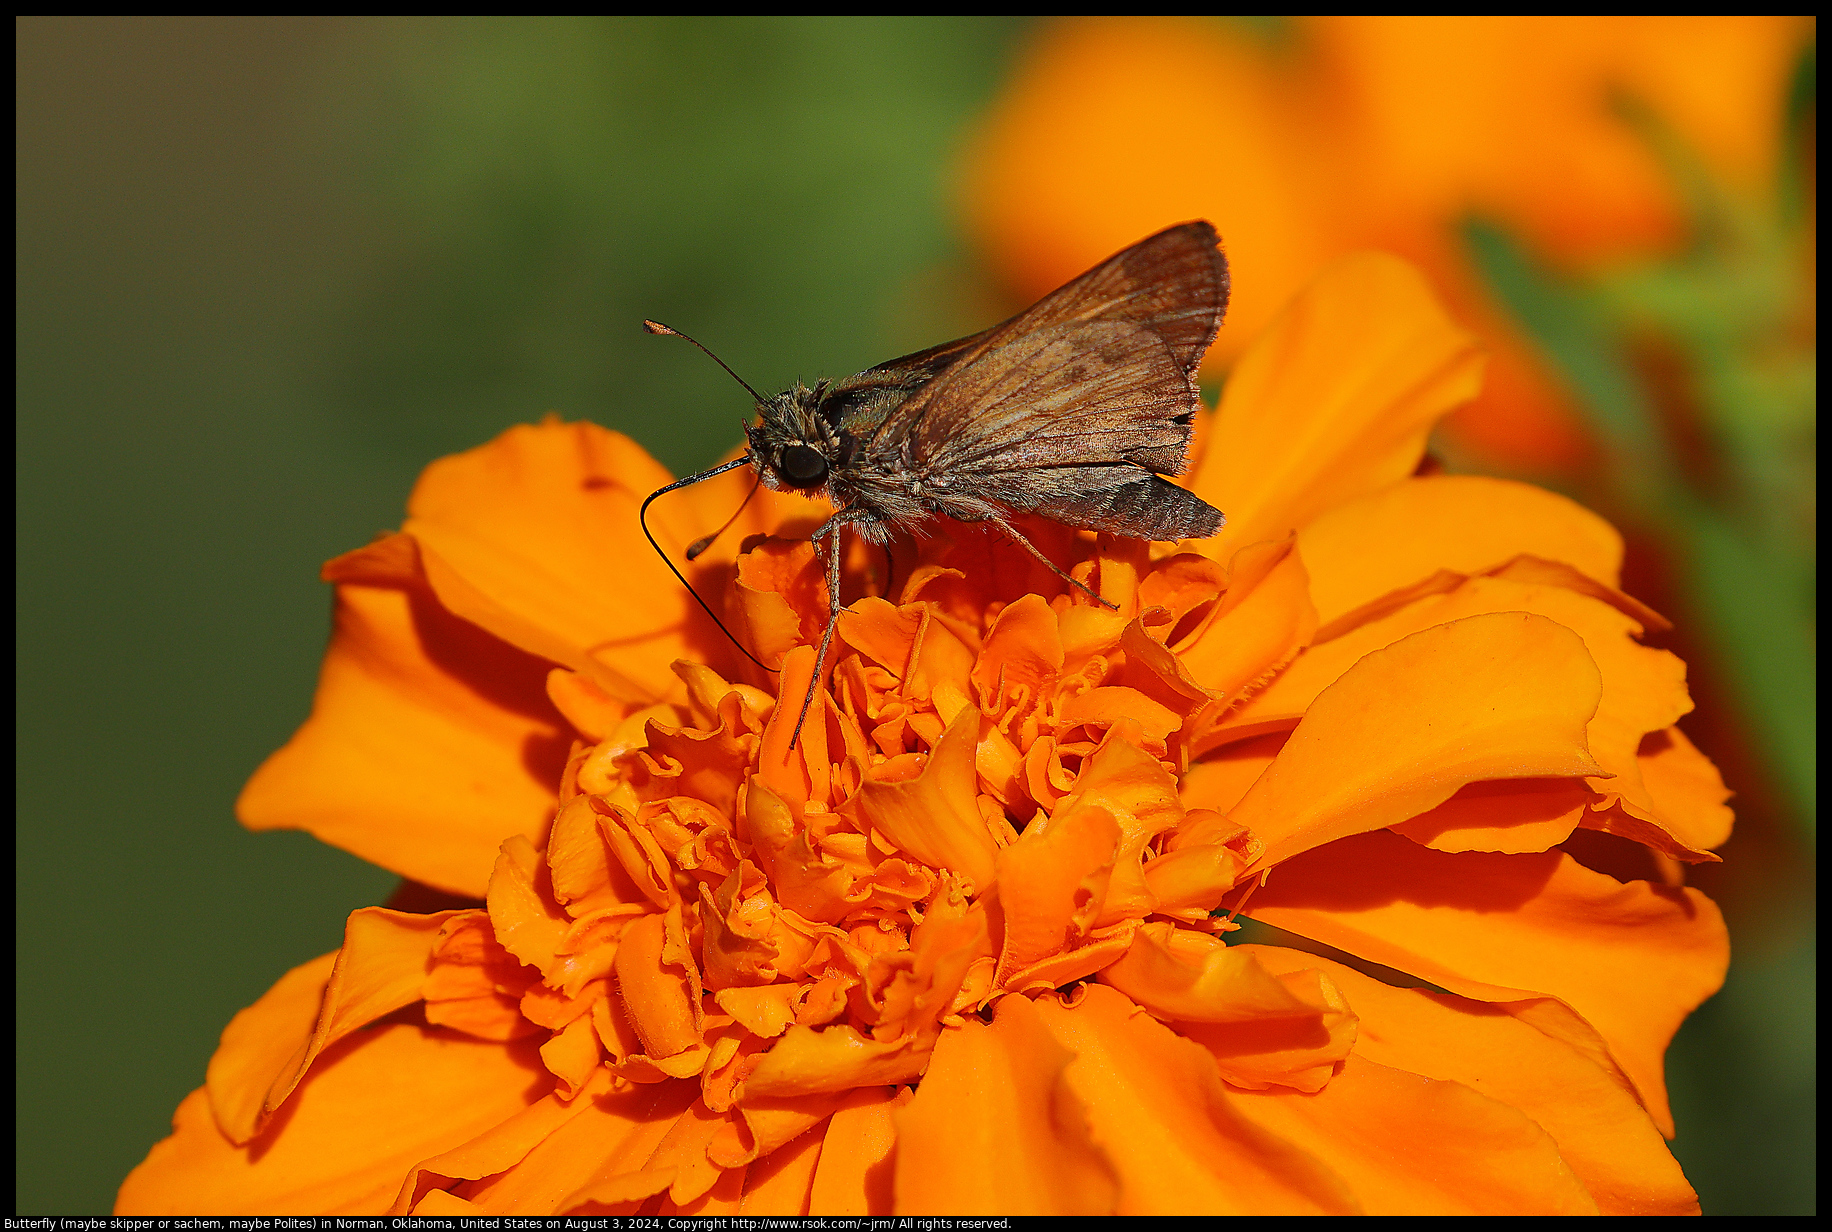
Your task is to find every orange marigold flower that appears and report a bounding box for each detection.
[119,253,1730,1216]
[960,15,1810,471]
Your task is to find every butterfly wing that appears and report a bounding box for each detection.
[809,318,1010,438]
[867,221,1229,539]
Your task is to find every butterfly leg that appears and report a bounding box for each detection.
[987,516,1119,611]
[791,509,872,748]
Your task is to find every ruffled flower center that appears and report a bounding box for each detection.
[424,527,1301,1110]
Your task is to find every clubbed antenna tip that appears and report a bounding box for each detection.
[640,318,766,404]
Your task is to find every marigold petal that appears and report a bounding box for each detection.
[561,1166,679,1218]
[742,1025,932,1099]
[994,800,1121,977]
[1057,686,1179,748]
[995,922,1140,996]
[840,597,975,704]
[237,538,566,898]
[1176,539,1318,716]
[806,1086,908,1217]
[593,802,678,911]
[1228,1053,1598,1214]
[412,1190,485,1215]
[210,909,462,1144]
[1137,551,1228,627]
[1234,612,1605,871]
[892,995,1118,1215]
[872,906,996,1040]
[487,835,573,975]
[1389,776,1591,855]
[1618,725,1734,854]
[539,1016,604,1097]
[733,539,828,671]
[395,1068,647,1214]
[1100,924,1313,1024]
[971,592,1065,715]
[1249,946,1698,1214]
[1054,739,1186,926]
[1116,619,1223,723]
[1140,842,1246,920]
[546,796,640,918]
[1248,829,1729,1136]
[117,1027,547,1216]
[423,911,541,1040]
[1233,575,1702,855]
[744,778,864,925]
[521,978,609,1033]
[842,705,997,892]
[638,716,751,820]
[639,1098,732,1208]
[1186,251,1483,561]
[1098,928,1356,1093]
[716,1092,849,1172]
[1299,476,1625,626]
[202,952,335,1147]
[737,1120,824,1215]
[663,1164,746,1215]
[545,667,629,743]
[700,875,782,991]
[1032,985,1358,1214]
[1175,965,1359,1093]
[1176,732,1287,821]
[714,985,799,1040]
[398,420,746,704]
[1059,739,1184,853]
[613,908,706,1068]
[756,645,833,812]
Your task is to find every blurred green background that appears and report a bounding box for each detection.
[16,16,1812,1215]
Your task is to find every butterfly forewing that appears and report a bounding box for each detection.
[904,319,1194,472]
[868,223,1225,483]
[814,320,1009,436]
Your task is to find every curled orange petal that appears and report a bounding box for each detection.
[1098,928,1355,1092]
[119,1027,548,1216]
[994,801,1121,978]
[1235,611,1605,871]
[211,909,462,1143]
[892,994,1118,1215]
[1249,945,1698,1214]
[238,534,567,898]
[843,706,997,893]
[402,420,726,703]
[1187,251,1483,561]
[1299,475,1626,626]
[1228,1053,1598,1214]
[613,908,706,1072]
[1249,828,1728,1136]
[1033,984,1357,1214]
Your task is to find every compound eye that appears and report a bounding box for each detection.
[778,443,828,488]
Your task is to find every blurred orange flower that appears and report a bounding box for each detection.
[961,15,1808,471]
[120,254,1729,1216]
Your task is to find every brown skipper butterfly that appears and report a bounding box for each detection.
[642,221,1229,745]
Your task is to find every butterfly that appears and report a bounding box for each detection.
[642,220,1229,745]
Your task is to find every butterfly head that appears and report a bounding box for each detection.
[747,380,843,494]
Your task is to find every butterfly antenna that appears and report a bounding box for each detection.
[640,458,779,676]
[643,320,769,405]
[686,469,763,561]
